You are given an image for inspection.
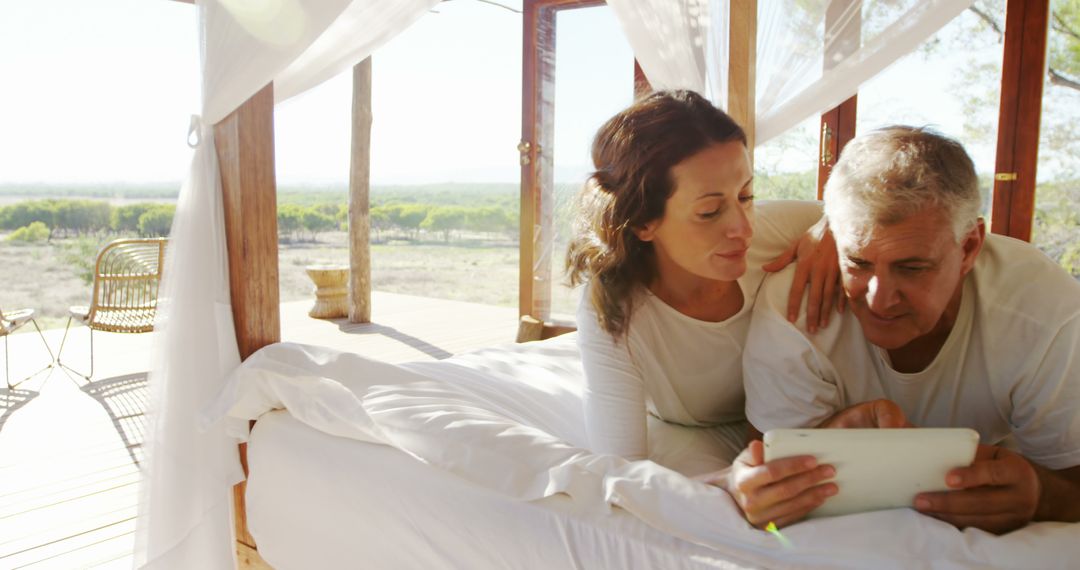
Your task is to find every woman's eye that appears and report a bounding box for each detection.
[698,208,722,219]
[739,194,755,204]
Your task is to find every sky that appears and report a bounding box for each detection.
[0,0,633,186]
[0,0,1010,187]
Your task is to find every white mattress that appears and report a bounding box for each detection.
[216,337,1080,569]
[247,410,753,570]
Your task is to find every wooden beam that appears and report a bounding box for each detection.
[214,82,280,552]
[817,0,861,199]
[991,0,1050,241]
[728,0,757,157]
[349,57,373,323]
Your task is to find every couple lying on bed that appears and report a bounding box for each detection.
[568,90,1080,535]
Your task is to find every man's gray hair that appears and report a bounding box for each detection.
[823,126,982,244]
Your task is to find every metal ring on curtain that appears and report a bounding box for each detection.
[187,114,203,149]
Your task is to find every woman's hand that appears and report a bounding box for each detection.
[706,440,837,528]
[764,216,843,334]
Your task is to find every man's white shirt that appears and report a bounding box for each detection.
[744,234,1080,470]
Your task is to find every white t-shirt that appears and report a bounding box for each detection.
[744,234,1080,470]
[576,200,824,460]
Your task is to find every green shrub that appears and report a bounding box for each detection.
[138,205,175,237]
[112,203,157,233]
[7,221,50,242]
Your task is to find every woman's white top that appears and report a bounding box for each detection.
[576,200,823,460]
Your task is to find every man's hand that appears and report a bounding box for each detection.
[707,440,837,529]
[763,216,844,334]
[914,445,1040,535]
[819,399,913,429]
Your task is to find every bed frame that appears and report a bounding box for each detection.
[188,0,1051,566]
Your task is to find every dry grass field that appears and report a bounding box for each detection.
[1,230,581,332]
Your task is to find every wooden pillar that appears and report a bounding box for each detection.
[728,0,757,159]
[991,0,1050,241]
[818,0,861,199]
[349,57,373,323]
[213,82,280,555]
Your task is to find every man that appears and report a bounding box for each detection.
[742,126,1080,533]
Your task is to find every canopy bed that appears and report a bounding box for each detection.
[136,0,1063,568]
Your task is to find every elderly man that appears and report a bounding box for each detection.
[741,126,1080,533]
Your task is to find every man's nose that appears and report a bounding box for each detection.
[866,274,900,312]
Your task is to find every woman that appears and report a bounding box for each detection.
[566,90,838,527]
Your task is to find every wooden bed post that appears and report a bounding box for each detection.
[728,0,757,161]
[991,0,1050,242]
[214,82,280,567]
[349,57,374,323]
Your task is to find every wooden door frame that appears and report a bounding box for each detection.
[519,0,605,326]
[991,0,1050,241]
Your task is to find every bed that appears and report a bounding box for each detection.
[211,335,1080,569]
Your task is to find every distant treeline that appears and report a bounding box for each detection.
[0,199,175,239]
[277,202,519,243]
[0,197,521,244]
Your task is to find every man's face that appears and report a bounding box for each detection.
[836,209,983,350]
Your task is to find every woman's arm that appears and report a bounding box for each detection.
[576,297,649,460]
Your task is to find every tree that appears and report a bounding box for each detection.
[383,204,429,239]
[112,203,156,233]
[0,200,55,235]
[138,205,175,237]
[370,207,391,242]
[277,204,304,241]
[300,207,335,241]
[421,206,467,242]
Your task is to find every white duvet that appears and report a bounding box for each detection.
[206,336,1079,569]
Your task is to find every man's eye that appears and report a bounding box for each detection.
[898,265,926,273]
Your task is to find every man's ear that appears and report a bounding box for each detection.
[634,220,658,242]
[959,218,985,275]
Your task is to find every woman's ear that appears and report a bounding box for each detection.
[633,221,658,242]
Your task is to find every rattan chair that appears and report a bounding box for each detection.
[58,238,167,382]
[0,307,54,389]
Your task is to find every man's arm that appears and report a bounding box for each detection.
[914,446,1080,534]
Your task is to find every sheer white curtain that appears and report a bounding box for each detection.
[608,0,974,146]
[134,1,438,568]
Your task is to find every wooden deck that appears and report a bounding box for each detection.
[0,293,519,569]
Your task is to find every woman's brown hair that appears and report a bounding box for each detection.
[565,90,747,338]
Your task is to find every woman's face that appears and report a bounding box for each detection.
[635,141,754,284]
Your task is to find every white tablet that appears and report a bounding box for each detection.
[763,428,979,518]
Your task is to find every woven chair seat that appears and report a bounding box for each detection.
[72,304,157,333]
[1,308,35,335]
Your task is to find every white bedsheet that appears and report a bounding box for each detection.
[210,336,1080,569]
[248,410,758,569]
